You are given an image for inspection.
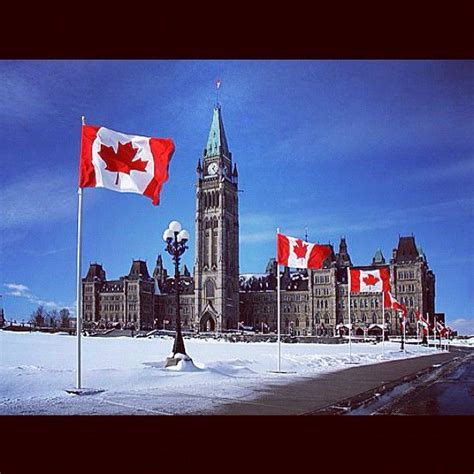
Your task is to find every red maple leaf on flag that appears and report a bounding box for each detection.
[98,141,148,185]
[363,273,379,286]
[293,239,308,259]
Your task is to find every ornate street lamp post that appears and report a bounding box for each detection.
[162,221,193,368]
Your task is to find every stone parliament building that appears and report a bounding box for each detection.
[82,104,438,337]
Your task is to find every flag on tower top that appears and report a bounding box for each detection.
[79,125,175,206]
[216,79,221,89]
[277,233,332,269]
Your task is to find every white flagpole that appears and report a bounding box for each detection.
[416,310,420,343]
[427,312,432,348]
[75,116,85,389]
[276,227,281,372]
[403,314,406,354]
[347,267,352,363]
[382,290,385,358]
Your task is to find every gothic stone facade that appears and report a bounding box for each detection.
[82,105,436,336]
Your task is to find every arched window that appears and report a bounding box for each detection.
[295,318,299,327]
[204,279,215,299]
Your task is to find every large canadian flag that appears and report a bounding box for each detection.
[277,233,332,269]
[350,267,390,293]
[79,125,175,205]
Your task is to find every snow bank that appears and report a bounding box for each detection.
[0,331,445,415]
[449,337,474,347]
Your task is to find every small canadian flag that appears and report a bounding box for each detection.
[79,125,175,205]
[350,267,390,293]
[384,290,407,315]
[277,233,332,269]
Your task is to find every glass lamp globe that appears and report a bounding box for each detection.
[177,229,189,242]
[169,221,182,233]
[163,229,174,242]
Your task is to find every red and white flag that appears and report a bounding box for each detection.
[350,267,390,293]
[416,308,429,329]
[79,125,175,205]
[216,79,221,89]
[436,320,448,337]
[384,291,408,315]
[277,233,332,270]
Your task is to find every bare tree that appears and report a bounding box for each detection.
[48,309,59,328]
[59,308,71,328]
[29,306,46,327]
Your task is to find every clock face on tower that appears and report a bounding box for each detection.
[207,162,218,175]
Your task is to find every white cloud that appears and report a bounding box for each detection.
[449,318,474,336]
[0,171,78,231]
[3,282,67,311]
[5,283,29,293]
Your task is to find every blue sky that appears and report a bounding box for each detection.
[1,60,473,334]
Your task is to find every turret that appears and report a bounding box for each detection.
[372,249,386,265]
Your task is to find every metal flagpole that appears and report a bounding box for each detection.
[382,290,385,358]
[277,227,281,372]
[427,312,431,348]
[416,309,419,343]
[75,115,85,389]
[347,267,352,363]
[403,314,406,354]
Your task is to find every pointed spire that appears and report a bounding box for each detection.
[196,158,202,173]
[372,249,386,265]
[204,105,229,158]
[232,163,238,177]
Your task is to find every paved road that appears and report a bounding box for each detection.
[207,347,470,415]
[358,347,474,415]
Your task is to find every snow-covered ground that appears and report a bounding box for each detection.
[449,336,474,347]
[0,331,445,415]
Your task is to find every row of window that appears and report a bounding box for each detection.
[100,295,123,301]
[314,288,331,296]
[398,271,415,280]
[398,284,416,293]
[84,314,138,322]
[281,304,310,314]
[284,316,331,327]
[314,275,330,284]
[315,300,329,309]
[281,294,309,302]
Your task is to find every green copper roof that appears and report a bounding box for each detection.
[373,249,385,263]
[205,105,229,158]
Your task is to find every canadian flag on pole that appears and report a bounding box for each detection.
[384,291,408,315]
[79,125,175,205]
[436,320,448,337]
[416,308,429,329]
[350,267,390,293]
[277,233,332,269]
